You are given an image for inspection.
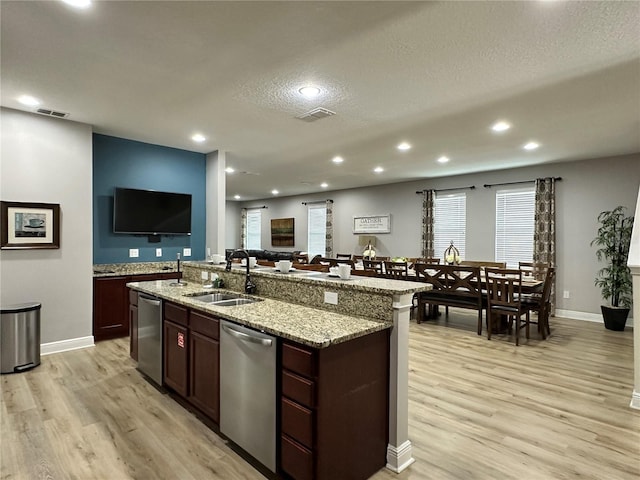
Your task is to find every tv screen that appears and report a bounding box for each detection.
[113,187,192,235]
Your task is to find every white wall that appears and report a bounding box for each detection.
[1,108,93,345]
[233,153,640,317]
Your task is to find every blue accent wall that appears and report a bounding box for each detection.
[93,134,207,264]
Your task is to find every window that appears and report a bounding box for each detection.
[434,192,466,260]
[495,187,535,268]
[307,204,327,258]
[245,209,261,249]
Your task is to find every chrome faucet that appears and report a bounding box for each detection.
[225,249,257,294]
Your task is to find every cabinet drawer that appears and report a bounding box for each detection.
[282,342,316,378]
[282,370,314,408]
[282,398,313,449]
[129,289,138,306]
[164,302,188,327]
[189,310,219,340]
[281,435,313,480]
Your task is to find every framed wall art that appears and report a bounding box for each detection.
[1,201,60,249]
[353,214,391,234]
[271,217,295,247]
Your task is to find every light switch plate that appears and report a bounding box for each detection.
[129,248,139,258]
[183,247,192,257]
[201,271,209,280]
[156,248,162,257]
[324,291,338,305]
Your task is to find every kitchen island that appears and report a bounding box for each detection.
[128,262,428,479]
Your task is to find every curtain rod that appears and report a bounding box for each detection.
[415,185,475,194]
[483,177,562,188]
[245,205,268,210]
[302,199,333,205]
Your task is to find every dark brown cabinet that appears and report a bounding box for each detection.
[93,276,129,341]
[93,271,179,342]
[129,290,138,360]
[280,330,390,480]
[161,302,220,424]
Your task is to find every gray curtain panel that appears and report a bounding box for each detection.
[534,177,556,314]
[421,190,435,259]
[240,208,247,249]
[325,200,333,257]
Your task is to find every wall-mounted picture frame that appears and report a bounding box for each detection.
[271,217,295,247]
[1,201,60,249]
[353,214,391,234]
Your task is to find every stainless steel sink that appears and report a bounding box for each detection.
[185,292,262,306]
[187,292,243,303]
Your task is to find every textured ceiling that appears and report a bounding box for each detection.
[2,1,639,200]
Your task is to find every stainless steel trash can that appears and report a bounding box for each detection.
[0,302,41,374]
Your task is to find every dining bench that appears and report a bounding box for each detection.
[413,264,485,335]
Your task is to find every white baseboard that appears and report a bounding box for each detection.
[41,336,95,356]
[555,309,634,327]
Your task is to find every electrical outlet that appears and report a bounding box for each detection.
[129,248,139,258]
[183,247,192,257]
[201,271,209,280]
[156,248,162,257]
[324,291,338,305]
[563,290,570,299]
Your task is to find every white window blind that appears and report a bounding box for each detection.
[307,205,327,258]
[434,192,466,261]
[245,209,261,250]
[495,187,535,268]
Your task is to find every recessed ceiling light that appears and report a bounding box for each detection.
[491,121,511,132]
[191,133,206,143]
[332,156,344,164]
[320,182,328,188]
[373,167,384,173]
[271,189,279,195]
[18,95,40,107]
[234,194,241,200]
[397,142,412,151]
[61,0,91,8]
[523,141,540,151]
[437,156,450,164]
[298,86,321,98]
[225,167,235,173]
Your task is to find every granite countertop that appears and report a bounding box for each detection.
[93,262,180,277]
[128,279,392,348]
[185,261,427,295]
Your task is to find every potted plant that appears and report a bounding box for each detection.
[591,205,634,330]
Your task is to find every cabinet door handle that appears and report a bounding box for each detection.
[222,324,273,347]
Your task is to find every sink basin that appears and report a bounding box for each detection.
[185,292,262,306]
[213,298,262,307]
[187,292,243,303]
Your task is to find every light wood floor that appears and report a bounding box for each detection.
[2,312,638,480]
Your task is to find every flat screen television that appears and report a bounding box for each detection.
[113,187,192,236]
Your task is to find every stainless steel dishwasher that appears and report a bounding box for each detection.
[220,320,276,472]
[137,293,163,386]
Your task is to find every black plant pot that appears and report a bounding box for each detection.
[601,305,630,331]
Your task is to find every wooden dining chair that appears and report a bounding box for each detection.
[520,267,555,339]
[363,259,384,275]
[484,268,530,346]
[336,253,353,260]
[383,261,409,280]
[519,261,549,281]
[335,258,356,268]
[292,253,309,264]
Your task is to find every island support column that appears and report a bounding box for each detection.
[386,293,415,472]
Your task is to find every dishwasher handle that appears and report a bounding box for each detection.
[139,294,161,307]
[222,324,273,347]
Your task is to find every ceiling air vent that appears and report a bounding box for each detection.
[36,108,69,119]
[296,107,336,122]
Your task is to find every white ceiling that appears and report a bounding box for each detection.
[2,1,639,201]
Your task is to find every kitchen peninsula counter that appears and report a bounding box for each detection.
[127,279,392,348]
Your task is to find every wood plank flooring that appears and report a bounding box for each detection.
[2,312,638,479]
